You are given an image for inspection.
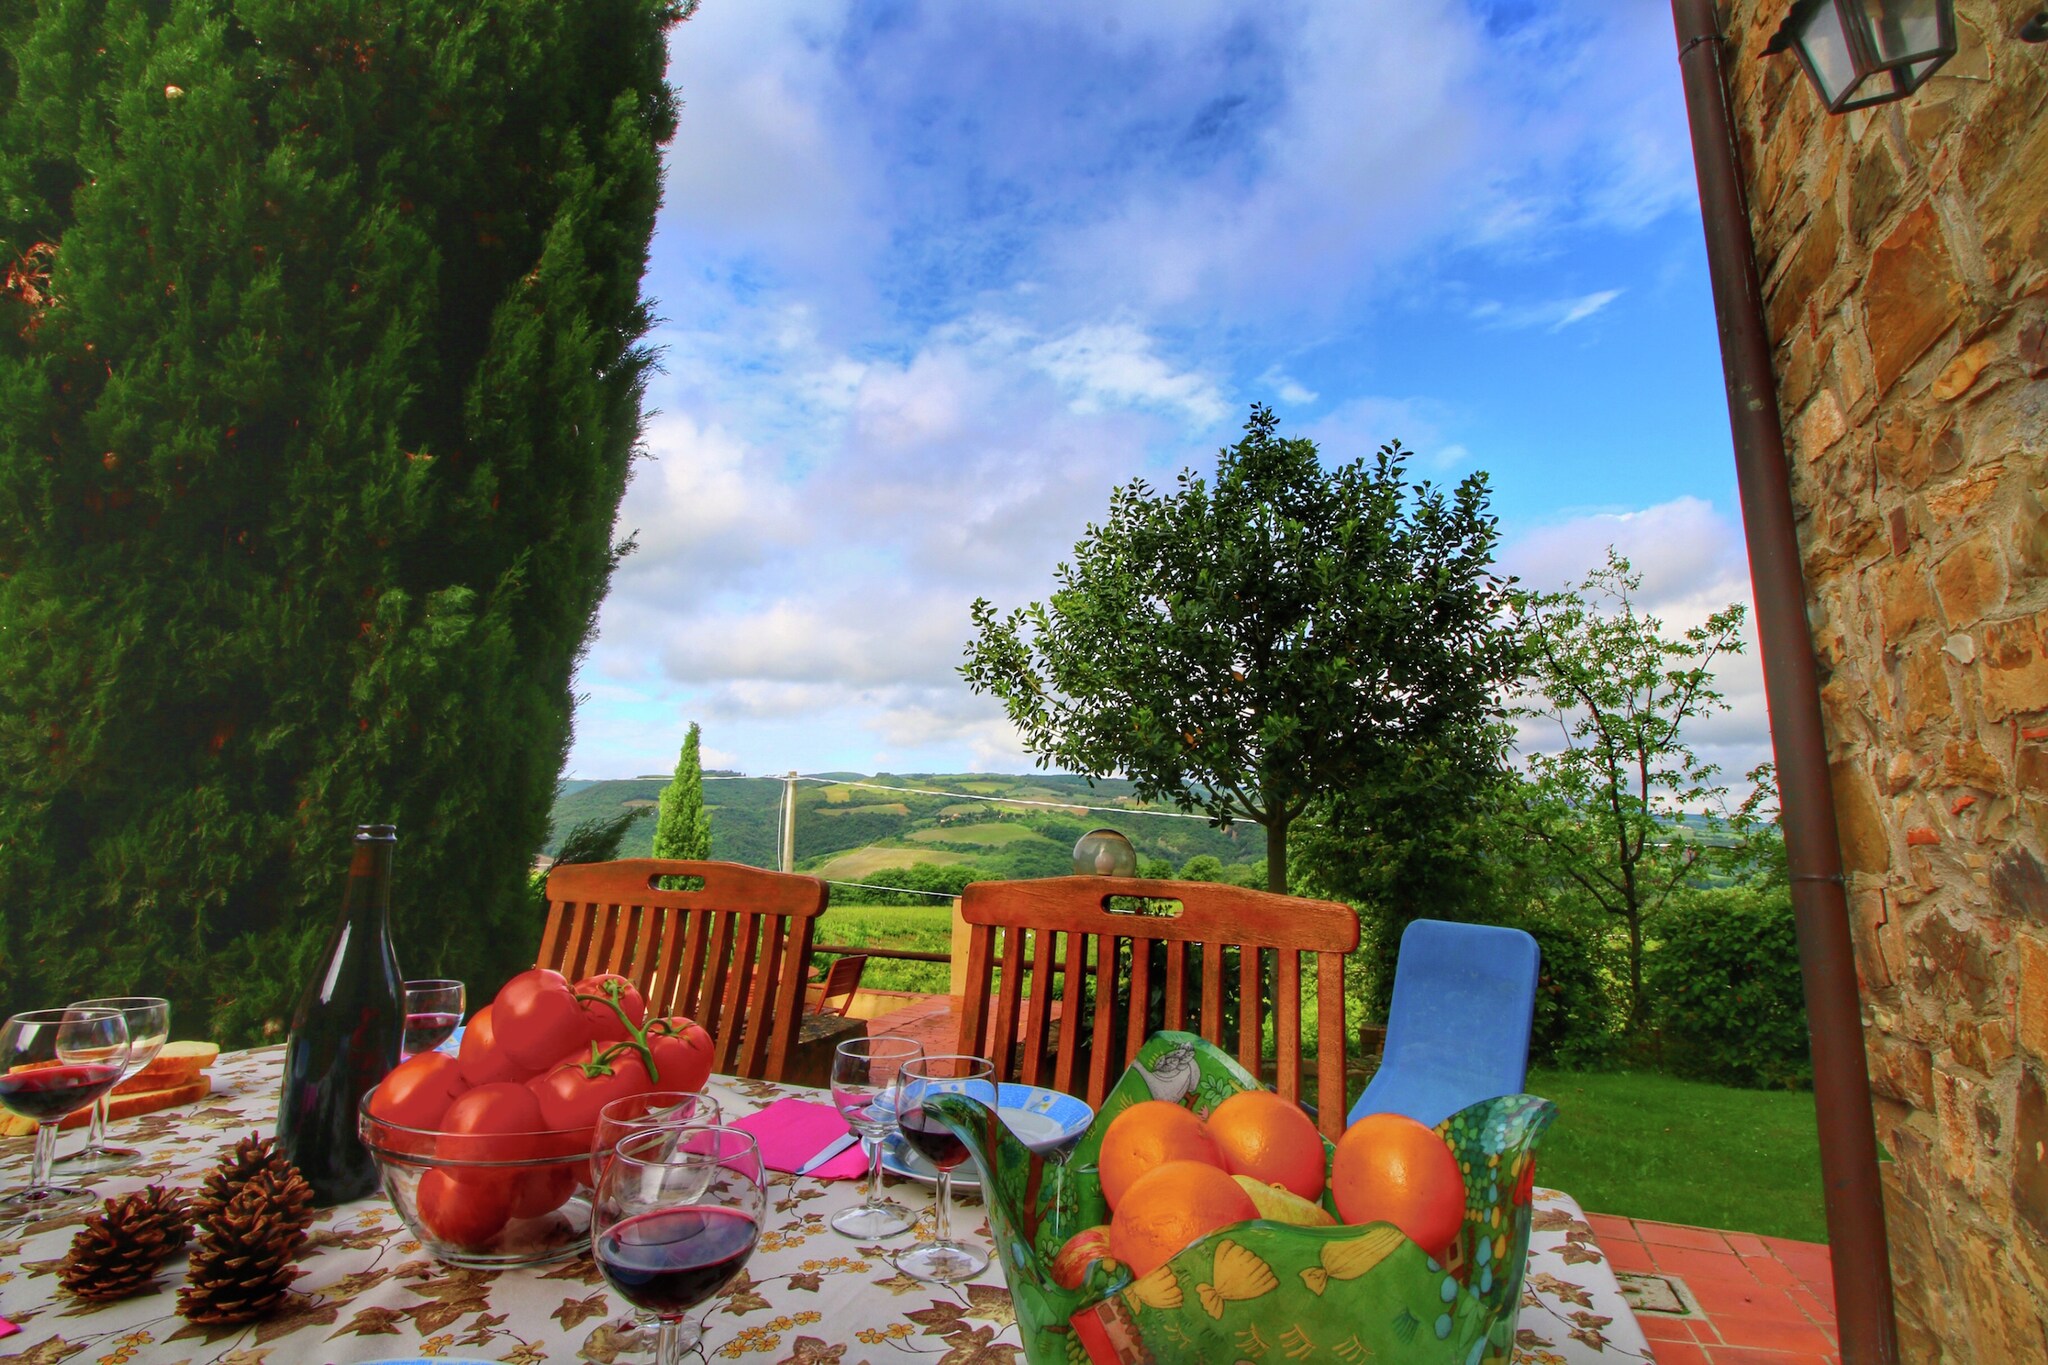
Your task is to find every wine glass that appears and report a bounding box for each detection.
[0,1007,131,1217]
[592,1091,723,1191]
[400,979,466,1060]
[896,1053,995,1283]
[51,996,168,1176]
[829,1035,922,1238]
[593,1125,764,1365]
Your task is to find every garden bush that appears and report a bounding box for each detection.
[1647,887,1811,1089]
[0,0,685,1041]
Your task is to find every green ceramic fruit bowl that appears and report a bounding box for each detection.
[925,1031,1554,1365]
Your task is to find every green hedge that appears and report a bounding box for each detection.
[1647,888,1811,1089]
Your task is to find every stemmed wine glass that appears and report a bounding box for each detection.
[592,1091,725,1340]
[829,1035,922,1238]
[400,979,466,1060]
[593,1126,764,1365]
[896,1053,994,1283]
[51,996,168,1176]
[592,1091,724,1194]
[0,1007,131,1217]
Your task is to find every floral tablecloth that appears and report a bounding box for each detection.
[0,1048,1651,1364]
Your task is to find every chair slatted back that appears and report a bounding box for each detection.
[809,953,868,1016]
[540,859,829,1082]
[954,877,1359,1138]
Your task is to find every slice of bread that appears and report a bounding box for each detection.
[0,1075,213,1138]
[113,1041,220,1095]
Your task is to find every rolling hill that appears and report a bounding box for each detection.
[543,772,1266,891]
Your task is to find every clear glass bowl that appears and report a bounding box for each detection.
[358,1088,598,1269]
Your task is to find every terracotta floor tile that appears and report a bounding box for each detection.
[1787,1285,1836,1325]
[1587,1212,1640,1242]
[1637,1220,1734,1252]
[1606,1240,1658,1273]
[1683,1277,1810,1324]
[1711,1312,1839,1354]
[1700,1345,1837,1365]
[1724,1232,1770,1258]
[1741,1254,1802,1289]
[1650,1340,1712,1364]
[1651,1246,1756,1284]
[1641,1315,1697,1341]
[1690,1319,1722,1343]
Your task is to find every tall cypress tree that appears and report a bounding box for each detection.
[652,722,711,862]
[0,0,689,1041]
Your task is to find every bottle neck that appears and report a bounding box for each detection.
[341,833,395,934]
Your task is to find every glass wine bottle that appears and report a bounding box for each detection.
[276,823,405,1205]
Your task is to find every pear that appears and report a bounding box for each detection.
[1232,1174,1336,1227]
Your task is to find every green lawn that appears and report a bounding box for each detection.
[1527,1067,1826,1243]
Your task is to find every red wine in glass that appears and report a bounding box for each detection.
[595,1207,759,1315]
[402,1012,461,1057]
[0,1063,124,1123]
[899,1107,970,1171]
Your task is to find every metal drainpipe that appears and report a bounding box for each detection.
[1668,2,1899,1361]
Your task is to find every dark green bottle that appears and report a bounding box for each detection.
[276,824,404,1205]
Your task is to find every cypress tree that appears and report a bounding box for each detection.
[0,0,689,1041]
[651,722,711,862]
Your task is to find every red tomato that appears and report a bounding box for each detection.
[645,1017,715,1092]
[507,1163,578,1220]
[573,973,647,1044]
[367,1051,467,1132]
[417,1167,511,1247]
[528,1045,657,1145]
[457,1005,530,1088]
[440,1081,545,1165]
[495,969,591,1070]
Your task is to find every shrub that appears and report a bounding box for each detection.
[0,0,685,1041]
[1508,907,1625,1070]
[1647,887,1811,1089]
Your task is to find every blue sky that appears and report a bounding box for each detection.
[569,0,1771,788]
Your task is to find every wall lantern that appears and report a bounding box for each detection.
[1072,828,1137,877]
[1764,0,1957,112]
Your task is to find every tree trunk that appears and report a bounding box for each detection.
[1266,811,1290,895]
[1625,910,1646,1031]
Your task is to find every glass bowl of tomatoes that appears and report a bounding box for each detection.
[357,966,720,1268]
[360,1097,600,1268]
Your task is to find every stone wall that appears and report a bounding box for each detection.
[1715,1,2047,1357]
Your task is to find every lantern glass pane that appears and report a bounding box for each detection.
[1795,4,1863,105]
[1859,0,1945,66]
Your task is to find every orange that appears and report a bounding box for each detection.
[1097,1100,1223,1209]
[1205,1090,1326,1201]
[1109,1159,1258,1278]
[1330,1112,1466,1258]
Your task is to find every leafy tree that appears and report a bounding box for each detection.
[963,405,1520,895]
[0,0,687,1040]
[1508,549,1749,1029]
[1178,854,1226,883]
[529,806,653,922]
[652,723,712,861]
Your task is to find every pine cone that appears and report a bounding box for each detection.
[176,1181,309,1325]
[193,1132,293,1229]
[59,1186,191,1302]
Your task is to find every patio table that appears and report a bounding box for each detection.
[0,1047,1651,1363]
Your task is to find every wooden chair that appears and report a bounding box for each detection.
[539,859,829,1082]
[806,952,868,1016]
[954,876,1360,1138]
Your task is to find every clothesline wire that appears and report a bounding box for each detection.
[703,772,1217,821]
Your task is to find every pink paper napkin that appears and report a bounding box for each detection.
[732,1096,869,1180]
[0,1316,17,1341]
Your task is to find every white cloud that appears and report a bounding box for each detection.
[1029,323,1231,428]
[1469,288,1623,332]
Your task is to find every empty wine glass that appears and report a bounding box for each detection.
[593,1126,764,1365]
[0,1007,131,1217]
[592,1091,723,1190]
[400,979,466,1059]
[51,996,168,1176]
[829,1035,922,1238]
[896,1054,995,1283]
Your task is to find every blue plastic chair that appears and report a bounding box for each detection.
[1346,918,1541,1129]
